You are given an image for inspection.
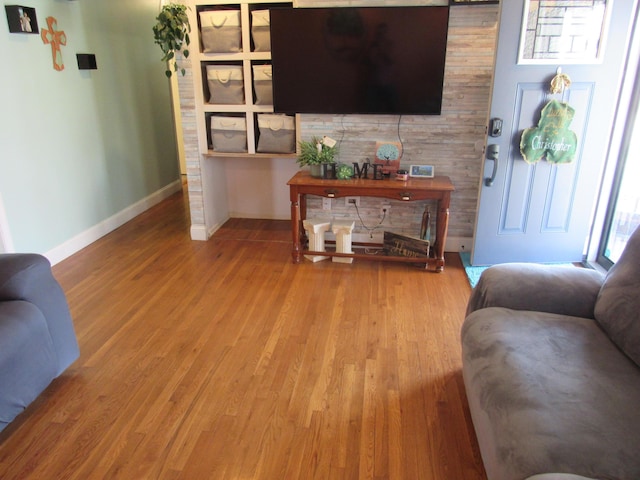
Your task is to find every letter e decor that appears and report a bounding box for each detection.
[520,99,578,164]
[41,16,67,71]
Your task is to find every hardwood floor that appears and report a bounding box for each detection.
[0,187,485,479]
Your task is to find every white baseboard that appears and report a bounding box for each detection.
[207,217,230,239]
[46,180,183,265]
[190,225,209,241]
[190,218,231,241]
[228,212,290,221]
[445,236,473,253]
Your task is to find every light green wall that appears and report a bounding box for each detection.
[0,0,180,254]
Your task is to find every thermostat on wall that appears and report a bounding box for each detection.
[409,165,434,178]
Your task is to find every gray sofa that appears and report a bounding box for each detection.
[462,225,640,480]
[0,253,79,431]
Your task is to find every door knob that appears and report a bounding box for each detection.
[484,144,500,187]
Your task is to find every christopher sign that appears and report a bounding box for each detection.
[520,99,577,164]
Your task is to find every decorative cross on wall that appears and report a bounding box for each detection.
[41,17,67,71]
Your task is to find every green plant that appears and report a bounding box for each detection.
[297,137,338,166]
[336,163,354,179]
[153,3,191,77]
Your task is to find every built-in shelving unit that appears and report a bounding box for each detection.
[190,0,296,157]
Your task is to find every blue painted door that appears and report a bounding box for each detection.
[472,0,638,265]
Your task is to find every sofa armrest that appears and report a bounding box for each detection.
[0,253,79,375]
[466,263,604,319]
[0,254,49,300]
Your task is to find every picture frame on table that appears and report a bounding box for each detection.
[410,165,435,178]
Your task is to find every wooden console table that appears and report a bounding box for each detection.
[287,171,454,272]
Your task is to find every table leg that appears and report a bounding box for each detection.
[435,196,450,272]
[290,191,302,264]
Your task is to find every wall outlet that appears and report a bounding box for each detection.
[322,197,331,210]
[380,204,391,215]
[345,196,360,207]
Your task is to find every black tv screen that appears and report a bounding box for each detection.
[270,6,450,115]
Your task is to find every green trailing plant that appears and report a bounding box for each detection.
[153,3,191,77]
[297,137,338,166]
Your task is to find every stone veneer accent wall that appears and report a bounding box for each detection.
[176,53,205,233]
[178,1,499,243]
[298,1,498,242]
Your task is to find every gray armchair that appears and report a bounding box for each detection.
[462,225,640,480]
[0,253,79,431]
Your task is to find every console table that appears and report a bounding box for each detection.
[287,171,454,271]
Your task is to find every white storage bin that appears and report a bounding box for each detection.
[206,65,244,105]
[252,65,273,105]
[256,114,296,153]
[210,116,247,153]
[251,9,271,52]
[200,10,241,53]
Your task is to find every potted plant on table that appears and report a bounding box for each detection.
[297,136,338,178]
[153,3,191,77]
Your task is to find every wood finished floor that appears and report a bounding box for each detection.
[0,187,485,479]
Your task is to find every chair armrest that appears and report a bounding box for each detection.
[0,253,79,375]
[466,263,604,319]
[0,254,51,300]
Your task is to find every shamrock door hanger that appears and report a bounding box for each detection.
[520,70,578,164]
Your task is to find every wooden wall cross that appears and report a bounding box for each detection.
[41,17,67,71]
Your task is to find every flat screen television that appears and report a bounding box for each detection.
[269,6,450,115]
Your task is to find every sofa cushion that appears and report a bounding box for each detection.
[461,307,640,480]
[594,225,640,366]
[0,301,58,431]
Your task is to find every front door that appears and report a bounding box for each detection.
[472,0,638,265]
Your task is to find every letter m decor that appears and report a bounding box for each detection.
[41,16,66,71]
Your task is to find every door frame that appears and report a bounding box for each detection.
[586,7,640,267]
[0,192,13,254]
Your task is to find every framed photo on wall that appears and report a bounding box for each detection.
[5,5,38,34]
[517,0,612,64]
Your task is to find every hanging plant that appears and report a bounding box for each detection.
[153,3,191,77]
